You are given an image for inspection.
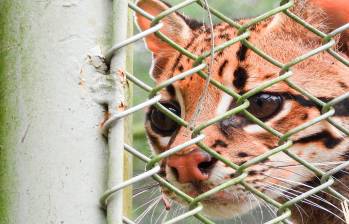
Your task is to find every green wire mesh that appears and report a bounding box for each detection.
[102,0,349,223]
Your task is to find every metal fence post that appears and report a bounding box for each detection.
[106,0,130,223]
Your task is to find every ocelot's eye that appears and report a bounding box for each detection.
[149,102,181,136]
[247,93,283,120]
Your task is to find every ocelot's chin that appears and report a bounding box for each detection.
[200,199,257,220]
[162,166,261,219]
[163,180,258,220]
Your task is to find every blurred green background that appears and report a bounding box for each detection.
[131,1,280,223]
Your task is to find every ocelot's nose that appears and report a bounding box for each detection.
[167,149,217,183]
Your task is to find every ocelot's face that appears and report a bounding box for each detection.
[136,0,349,219]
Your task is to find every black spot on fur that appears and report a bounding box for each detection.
[236,44,248,61]
[297,176,320,191]
[171,54,183,72]
[264,74,273,79]
[339,81,348,89]
[218,60,228,77]
[233,67,248,89]
[301,113,308,120]
[212,140,228,148]
[238,152,249,157]
[171,36,196,72]
[333,97,349,117]
[178,64,184,72]
[183,17,205,30]
[294,131,342,149]
[324,137,342,148]
[219,33,230,40]
[166,84,175,97]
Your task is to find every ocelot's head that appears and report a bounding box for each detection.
[136,0,349,221]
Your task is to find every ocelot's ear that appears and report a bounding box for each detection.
[135,0,193,54]
[309,0,349,54]
[268,0,349,55]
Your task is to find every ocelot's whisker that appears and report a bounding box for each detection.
[134,189,161,212]
[133,182,159,191]
[135,196,161,223]
[310,163,349,193]
[264,183,346,223]
[261,173,342,202]
[150,193,167,224]
[334,177,349,193]
[266,161,347,168]
[264,164,310,178]
[261,173,317,189]
[266,163,349,196]
[154,207,166,224]
[259,198,277,217]
[261,184,306,223]
[249,192,264,223]
[246,193,258,223]
[133,183,160,197]
[265,181,343,214]
[263,184,347,223]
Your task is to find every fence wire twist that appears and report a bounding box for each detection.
[101,0,349,223]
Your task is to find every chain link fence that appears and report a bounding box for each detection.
[100,0,349,223]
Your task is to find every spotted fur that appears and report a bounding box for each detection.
[136,0,349,222]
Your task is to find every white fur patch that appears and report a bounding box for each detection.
[266,14,283,31]
[270,101,292,123]
[175,86,186,118]
[243,124,265,134]
[216,92,233,116]
[159,136,171,147]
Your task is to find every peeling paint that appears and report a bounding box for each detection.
[81,47,120,106]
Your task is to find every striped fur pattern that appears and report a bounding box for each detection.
[136,0,349,223]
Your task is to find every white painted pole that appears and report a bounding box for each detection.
[105,0,130,223]
[0,0,113,223]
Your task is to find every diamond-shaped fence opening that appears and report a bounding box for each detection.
[101,0,349,223]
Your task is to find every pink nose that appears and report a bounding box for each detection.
[167,149,217,183]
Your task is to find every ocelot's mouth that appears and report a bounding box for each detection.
[159,161,167,177]
[164,163,236,197]
[161,173,257,220]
